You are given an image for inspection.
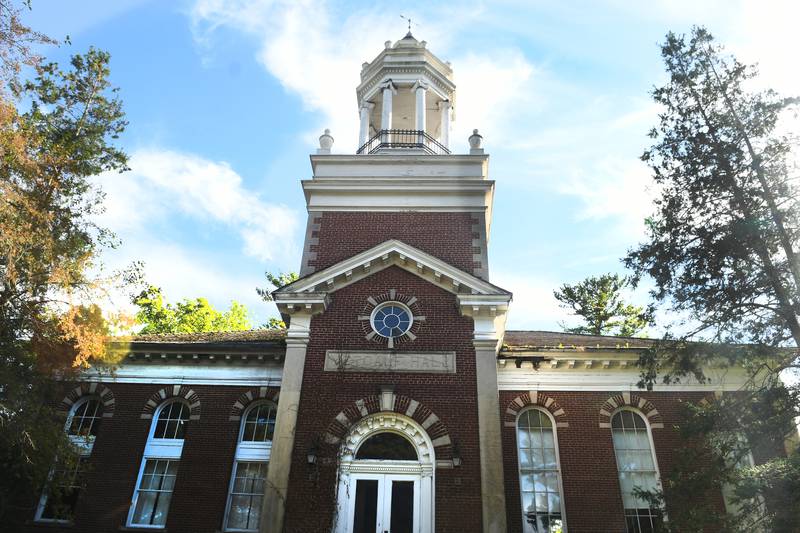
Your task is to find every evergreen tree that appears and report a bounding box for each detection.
[553,273,651,337]
[625,26,800,531]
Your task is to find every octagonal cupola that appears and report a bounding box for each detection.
[356,33,455,154]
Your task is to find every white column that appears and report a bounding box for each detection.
[380,81,395,147]
[380,82,395,131]
[474,338,508,533]
[413,81,427,131]
[358,102,373,150]
[260,314,313,533]
[413,81,428,148]
[439,100,451,149]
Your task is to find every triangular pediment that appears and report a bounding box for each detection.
[274,239,510,301]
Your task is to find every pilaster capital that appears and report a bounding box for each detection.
[457,294,511,354]
[380,79,397,94]
[272,292,329,317]
[437,99,451,111]
[359,101,375,112]
[411,80,429,92]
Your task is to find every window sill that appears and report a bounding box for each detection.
[119,527,166,532]
[27,520,74,528]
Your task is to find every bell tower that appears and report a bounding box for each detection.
[356,32,455,153]
[266,34,510,533]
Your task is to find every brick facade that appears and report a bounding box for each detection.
[284,266,484,532]
[499,390,722,533]
[19,383,279,533]
[306,212,484,275]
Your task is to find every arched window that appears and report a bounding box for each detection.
[127,399,190,528]
[224,401,276,532]
[517,408,565,533]
[611,409,662,533]
[356,432,418,461]
[67,398,103,438]
[35,396,102,523]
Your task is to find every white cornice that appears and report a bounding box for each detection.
[276,239,510,299]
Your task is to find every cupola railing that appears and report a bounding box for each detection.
[356,129,450,155]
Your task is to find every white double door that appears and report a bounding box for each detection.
[349,473,420,533]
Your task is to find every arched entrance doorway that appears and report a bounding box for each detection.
[334,413,435,533]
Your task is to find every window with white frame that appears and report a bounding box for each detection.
[35,396,102,523]
[517,408,565,533]
[127,399,190,528]
[720,432,766,525]
[611,409,662,533]
[223,401,276,532]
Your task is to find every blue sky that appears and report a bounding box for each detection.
[25,0,799,331]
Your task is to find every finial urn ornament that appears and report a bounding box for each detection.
[469,129,484,154]
[317,129,334,154]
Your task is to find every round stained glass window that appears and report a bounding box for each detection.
[371,302,413,338]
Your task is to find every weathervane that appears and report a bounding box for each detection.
[400,14,419,34]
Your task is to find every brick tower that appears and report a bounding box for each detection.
[266,32,512,533]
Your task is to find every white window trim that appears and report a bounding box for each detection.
[370,301,413,339]
[222,401,275,532]
[34,397,100,524]
[126,399,188,529]
[610,407,665,525]
[515,406,568,533]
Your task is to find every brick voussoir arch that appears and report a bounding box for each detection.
[503,391,568,428]
[599,392,664,429]
[59,383,116,418]
[324,393,455,462]
[141,385,201,420]
[228,387,280,421]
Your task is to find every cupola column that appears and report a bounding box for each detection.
[412,80,428,131]
[438,100,451,149]
[358,102,374,149]
[380,81,396,132]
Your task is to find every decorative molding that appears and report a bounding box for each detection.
[140,385,201,421]
[275,239,510,301]
[81,363,282,387]
[228,387,280,421]
[599,393,664,429]
[324,350,456,373]
[323,392,454,464]
[58,383,115,418]
[503,392,569,428]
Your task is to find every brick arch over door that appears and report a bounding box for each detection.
[228,387,280,421]
[323,393,455,463]
[503,391,568,428]
[140,385,201,420]
[59,383,115,418]
[598,392,664,429]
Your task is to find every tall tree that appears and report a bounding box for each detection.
[0,1,131,523]
[625,27,799,531]
[553,273,652,336]
[133,286,251,334]
[256,271,297,329]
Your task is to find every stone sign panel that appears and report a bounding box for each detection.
[324,350,456,374]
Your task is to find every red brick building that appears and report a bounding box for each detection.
[21,34,751,533]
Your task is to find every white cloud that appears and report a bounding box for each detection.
[189,0,536,152]
[493,271,572,331]
[96,148,300,264]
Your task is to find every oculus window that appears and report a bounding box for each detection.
[371,302,412,339]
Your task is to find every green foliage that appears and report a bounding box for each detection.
[256,271,298,329]
[0,2,131,523]
[133,286,252,334]
[624,26,800,531]
[553,273,652,336]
